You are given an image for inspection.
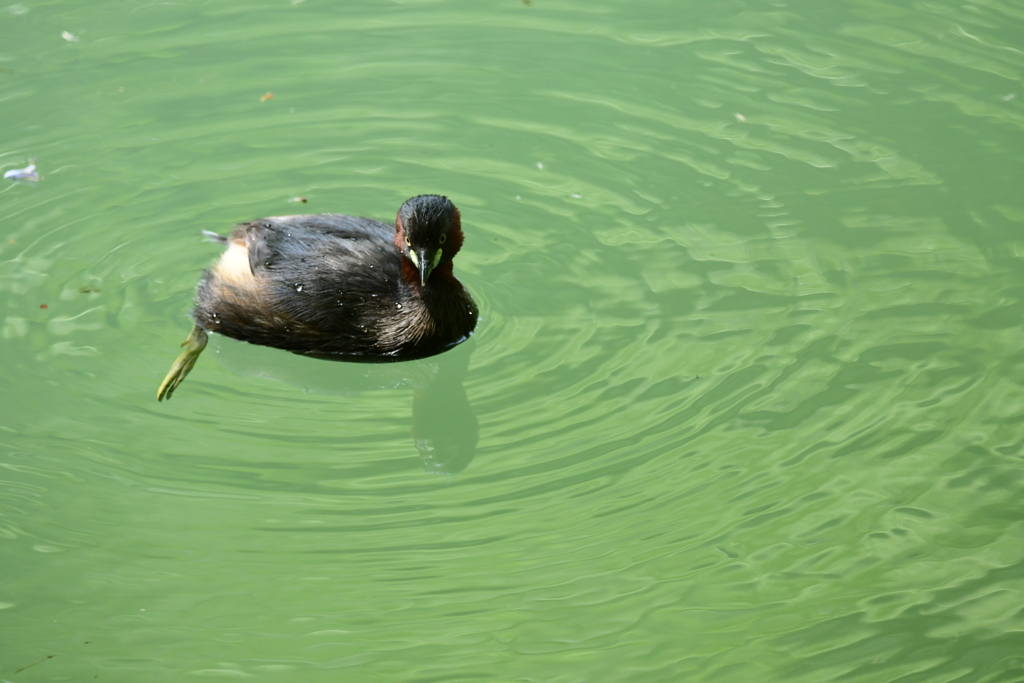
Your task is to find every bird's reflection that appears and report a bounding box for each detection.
[411,346,477,475]
[211,336,478,475]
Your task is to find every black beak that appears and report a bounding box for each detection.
[417,248,433,286]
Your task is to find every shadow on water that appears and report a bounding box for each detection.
[210,335,479,476]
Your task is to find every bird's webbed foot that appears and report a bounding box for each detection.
[157,325,208,401]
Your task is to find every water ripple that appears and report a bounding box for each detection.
[2,0,1024,680]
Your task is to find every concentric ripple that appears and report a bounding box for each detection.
[2,0,1023,680]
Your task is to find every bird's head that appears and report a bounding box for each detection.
[395,194,463,287]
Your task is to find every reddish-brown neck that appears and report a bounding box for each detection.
[448,207,464,256]
[400,258,418,285]
[393,214,406,251]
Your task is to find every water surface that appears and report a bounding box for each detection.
[2,0,1024,680]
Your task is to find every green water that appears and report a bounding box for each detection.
[3,0,1024,680]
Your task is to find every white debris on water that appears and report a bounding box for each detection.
[4,160,39,182]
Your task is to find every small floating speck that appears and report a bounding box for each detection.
[515,195,521,200]
[1004,93,1016,101]
[571,193,582,199]
[288,196,308,203]
[4,159,39,181]
[61,30,79,42]
[536,162,544,170]
[294,284,303,291]
[734,113,747,122]
[260,91,274,102]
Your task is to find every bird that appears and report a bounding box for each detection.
[157,194,478,401]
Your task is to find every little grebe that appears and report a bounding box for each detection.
[157,194,477,400]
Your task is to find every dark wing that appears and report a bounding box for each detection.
[222,214,406,355]
[229,214,395,276]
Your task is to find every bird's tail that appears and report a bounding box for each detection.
[201,230,227,244]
